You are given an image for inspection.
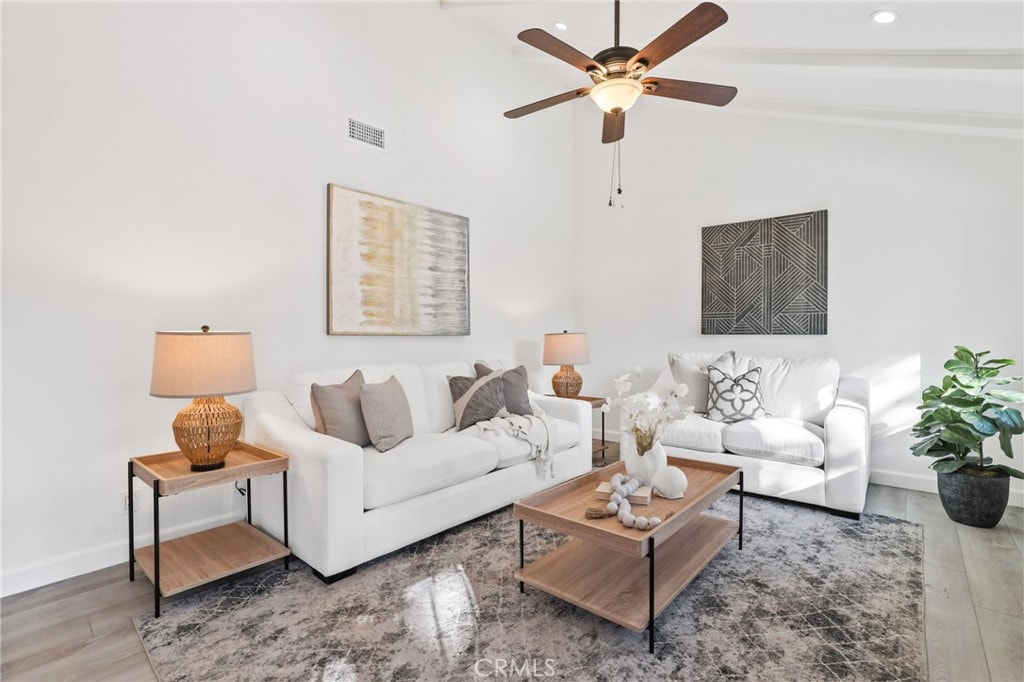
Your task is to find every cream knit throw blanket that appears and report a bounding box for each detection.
[476,405,554,478]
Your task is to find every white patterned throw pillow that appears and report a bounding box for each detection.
[706,365,770,423]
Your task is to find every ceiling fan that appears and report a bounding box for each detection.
[504,1,738,144]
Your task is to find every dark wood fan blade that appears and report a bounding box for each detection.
[602,111,625,144]
[518,29,605,74]
[504,88,590,119]
[628,2,728,72]
[642,78,737,106]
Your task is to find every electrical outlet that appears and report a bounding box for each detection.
[121,490,140,515]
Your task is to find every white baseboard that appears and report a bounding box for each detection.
[871,468,1024,508]
[596,429,1024,508]
[0,512,243,598]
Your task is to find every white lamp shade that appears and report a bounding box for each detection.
[150,331,257,398]
[543,332,590,365]
[588,78,643,113]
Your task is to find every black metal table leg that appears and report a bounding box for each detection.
[739,471,744,550]
[246,478,252,524]
[128,462,135,581]
[601,411,606,461]
[153,480,161,618]
[519,519,524,593]
[283,471,290,570]
[648,537,656,653]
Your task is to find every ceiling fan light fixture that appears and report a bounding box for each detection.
[871,9,899,24]
[589,78,643,113]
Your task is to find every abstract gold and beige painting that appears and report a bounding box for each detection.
[328,185,469,335]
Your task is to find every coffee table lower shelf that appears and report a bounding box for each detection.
[134,521,290,597]
[514,514,737,632]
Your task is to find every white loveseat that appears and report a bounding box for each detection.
[645,352,871,516]
[242,362,591,581]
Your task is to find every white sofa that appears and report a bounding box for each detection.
[644,352,871,516]
[242,362,591,581]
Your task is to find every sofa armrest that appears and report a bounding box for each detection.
[244,390,365,577]
[530,393,593,465]
[823,377,871,514]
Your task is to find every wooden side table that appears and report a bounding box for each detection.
[128,441,290,617]
[548,394,610,460]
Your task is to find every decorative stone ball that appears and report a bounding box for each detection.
[617,508,627,520]
[622,513,635,527]
[614,486,627,497]
[610,493,623,504]
[652,466,689,499]
[606,502,619,514]
[649,517,662,527]
[611,473,624,486]
[619,500,631,513]
[635,517,649,530]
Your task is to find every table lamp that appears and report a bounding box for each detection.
[543,331,589,398]
[150,327,257,471]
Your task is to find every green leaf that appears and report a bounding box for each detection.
[992,377,1022,385]
[961,412,998,436]
[911,436,940,457]
[993,407,1024,432]
[989,464,1024,479]
[999,428,1015,459]
[942,396,984,409]
[980,358,1016,369]
[944,359,976,376]
[932,459,969,473]
[954,347,975,363]
[990,390,1024,404]
[940,424,981,448]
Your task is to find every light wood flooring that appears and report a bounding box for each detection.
[1,484,1021,681]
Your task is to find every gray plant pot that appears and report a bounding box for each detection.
[936,469,1010,528]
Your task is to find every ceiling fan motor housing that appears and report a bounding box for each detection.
[590,46,643,83]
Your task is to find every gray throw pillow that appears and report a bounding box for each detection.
[448,374,477,404]
[453,372,506,430]
[310,371,370,446]
[360,376,414,452]
[474,362,533,416]
[706,365,770,423]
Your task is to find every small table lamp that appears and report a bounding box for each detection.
[543,331,589,398]
[150,327,257,471]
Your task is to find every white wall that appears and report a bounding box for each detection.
[1,2,576,595]
[571,102,1024,503]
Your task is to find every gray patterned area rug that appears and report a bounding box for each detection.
[135,496,925,681]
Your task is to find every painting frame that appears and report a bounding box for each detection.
[327,184,470,336]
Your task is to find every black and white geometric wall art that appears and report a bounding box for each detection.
[701,210,828,335]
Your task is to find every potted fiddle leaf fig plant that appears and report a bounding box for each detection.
[911,346,1024,528]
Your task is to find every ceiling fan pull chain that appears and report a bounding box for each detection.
[617,141,623,199]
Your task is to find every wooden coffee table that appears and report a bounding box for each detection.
[514,456,743,653]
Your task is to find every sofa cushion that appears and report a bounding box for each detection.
[660,414,728,453]
[722,418,825,467]
[421,362,473,433]
[475,363,533,416]
[360,376,414,452]
[287,364,432,433]
[668,352,730,413]
[458,416,581,468]
[707,366,769,423]
[362,434,500,509]
[453,372,506,430]
[717,354,840,426]
[310,371,370,446]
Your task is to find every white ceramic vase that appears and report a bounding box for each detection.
[621,433,668,486]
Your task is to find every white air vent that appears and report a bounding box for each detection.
[348,118,386,151]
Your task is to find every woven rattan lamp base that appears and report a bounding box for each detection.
[552,364,583,398]
[172,396,243,471]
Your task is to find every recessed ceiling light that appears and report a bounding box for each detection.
[871,9,899,24]
[553,21,568,32]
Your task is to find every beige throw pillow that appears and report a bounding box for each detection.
[360,376,414,452]
[310,370,370,446]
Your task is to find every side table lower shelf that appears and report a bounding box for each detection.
[134,521,290,597]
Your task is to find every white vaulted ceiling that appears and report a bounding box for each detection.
[443,1,1024,137]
